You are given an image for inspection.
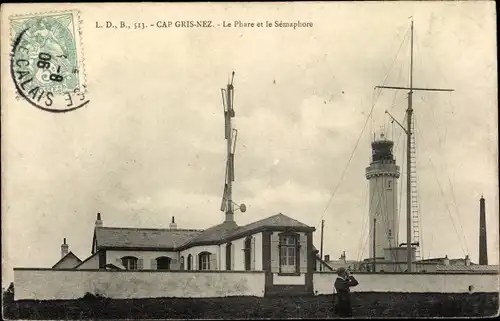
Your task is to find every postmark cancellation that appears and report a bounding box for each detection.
[9,10,89,112]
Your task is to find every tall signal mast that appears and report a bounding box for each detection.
[378,19,454,272]
[220,72,246,222]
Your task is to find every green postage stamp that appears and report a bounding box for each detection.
[10,10,89,112]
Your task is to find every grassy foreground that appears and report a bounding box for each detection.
[3,292,498,319]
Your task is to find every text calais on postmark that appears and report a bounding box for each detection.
[10,10,89,113]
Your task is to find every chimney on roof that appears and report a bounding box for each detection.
[169,216,177,229]
[479,196,488,265]
[444,255,450,266]
[465,254,471,266]
[324,254,330,262]
[61,238,69,258]
[95,212,103,228]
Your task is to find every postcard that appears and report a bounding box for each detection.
[1,2,498,319]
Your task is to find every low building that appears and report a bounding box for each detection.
[317,252,358,272]
[19,212,325,297]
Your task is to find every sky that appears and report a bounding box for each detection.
[1,2,498,286]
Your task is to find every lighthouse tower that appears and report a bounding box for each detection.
[366,132,400,261]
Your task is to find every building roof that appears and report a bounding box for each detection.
[180,213,313,248]
[94,227,203,250]
[436,265,499,272]
[184,221,238,245]
[416,257,447,263]
[104,263,123,270]
[449,258,475,265]
[229,213,312,236]
[416,257,478,265]
[74,251,99,269]
[52,251,82,269]
[93,213,313,251]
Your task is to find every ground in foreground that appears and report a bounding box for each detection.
[3,292,498,319]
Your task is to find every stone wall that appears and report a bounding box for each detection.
[313,272,499,294]
[14,269,265,300]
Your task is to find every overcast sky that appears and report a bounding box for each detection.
[1,2,497,286]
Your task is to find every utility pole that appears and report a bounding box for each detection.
[320,220,325,272]
[373,217,376,273]
[376,18,454,272]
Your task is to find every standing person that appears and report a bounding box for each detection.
[334,267,359,317]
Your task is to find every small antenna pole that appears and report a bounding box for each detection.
[226,74,234,220]
[320,220,325,272]
[373,217,377,272]
[220,72,246,221]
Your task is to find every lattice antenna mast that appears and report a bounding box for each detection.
[378,18,454,272]
[220,72,246,222]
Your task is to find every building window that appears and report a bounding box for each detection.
[187,254,192,270]
[156,256,171,270]
[121,256,138,270]
[388,229,392,237]
[244,237,252,271]
[226,242,232,270]
[279,234,298,274]
[180,256,185,270]
[387,180,392,189]
[199,251,211,270]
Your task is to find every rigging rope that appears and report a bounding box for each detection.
[315,24,411,251]
[447,176,470,255]
[393,112,407,150]
[384,59,405,138]
[356,151,378,262]
[427,233,434,260]
[315,90,378,230]
[417,94,470,256]
[358,229,371,265]
[315,94,408,231]
[358,179,387,262]
[355,180,370,261]
[414,120,468,257]
[357,188,374,264]
[355,121,380,263]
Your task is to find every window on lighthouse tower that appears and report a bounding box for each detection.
[387,180,392,189]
